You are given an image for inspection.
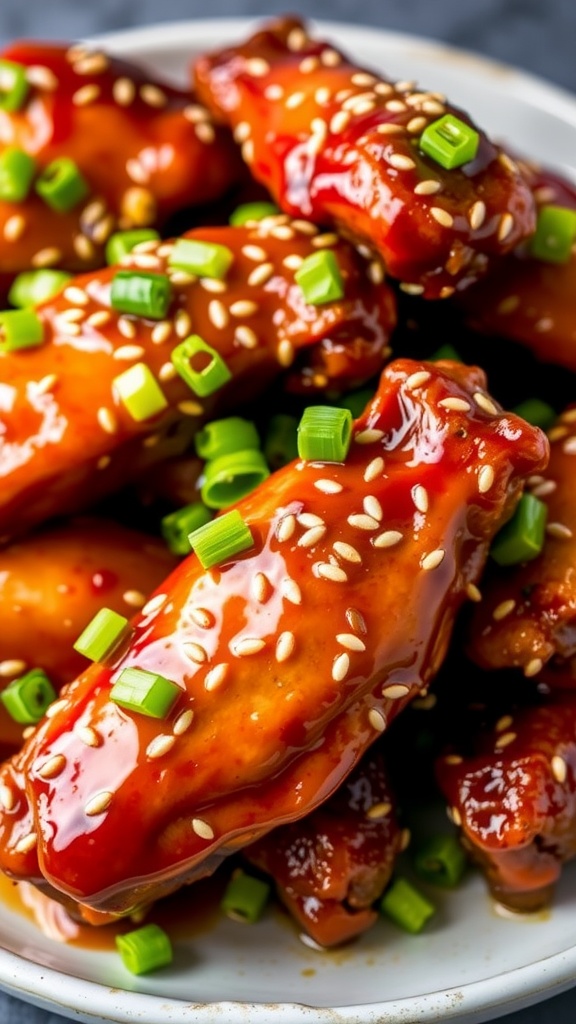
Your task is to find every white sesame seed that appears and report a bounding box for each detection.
[314,478,343,494]
[406,370,431,390]
[189,607,214,629]
[368,708,386,732]
[265,83,284,100]
[298,525,327,548]
[15,832,37,855]
[297,512,325,528]
[332,652,350,682]
[248,262,274,287]
[174,310,192,338]
[364,457,384,482]
[234,325,258,349]
[351,72,377,87]
[399,282,425,295]
[406,116,427,134]
[97,407,118,435]
[363,495,383,521]
[299,55,319,74]
[382,683,410,699]
[354,428,384,444]
[311,232,339,249]
[140,83,167,108]
[122,589,146,608]
[478,465,495,494]
[346,607,367,634]
[231,637,266,657]
[412,484,429,513]
[117,316,137,339]
[113,77,136,105]
[208,299,229,329]
[469,200,487,230]
[495,731,516,750]
[85,791,113,816]
[388,153,416,171]
[547,522,573,540]
[414,179,442,196]
[439,397,471,412]
[316,562,348,582]
[242,244,267,262]
[32,246,62,268]
[204,663,229,691]
[281,577,302,604]
[113,344,146,361]
[376,122,404,134]
[75,725,101,747]
[551,754,567,784]
[366,801,392,819]
[74,234,96,261]
[182,642,208,664]
[3,214,25,241]
[192,818,215,840]
[151,321,172,345]
[421,548,445,571]
[333,541,362,563]
[142,593,167,616]
[347,513,380,531]
[73,51,109,75]
[276,514,297,542]
[72,83,100,106]
[0,659,27,678]
[336,633,366,651]
[562,436,576,456]
[37,754,66,780]
[195,121,216,143]
[524,657,543,678]
[373,530,403,549]
[26,64,58,90]
[286,90,305,109]
[474,392,499,415]
[277,339,295,367]
[287,26,307,50]
[86,309,111,328]
[146,734,176,759]
[430,207,454,228]
[233,121,251,142]
[321,48,341,66]
[498,213,514,242]
[45,698,68,718]
[449,806,462,827]
[230,299,258,317]
[250,572,269,603]
[330,110,351,133]
[0,786,15,811]
[276,631,296,663]
[466,582,482,602]
[173,709,194,735]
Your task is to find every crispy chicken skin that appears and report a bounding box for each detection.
[436,691,576,911]
[245,747,403,947]
[0,357,547,922]
[0,219,395,541]
[467,406,576,685]
[0,42,241,284]
[193,16,536,298]
[457,164,576,368]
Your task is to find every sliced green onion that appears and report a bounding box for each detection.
[188,508,254,569]
[8,269,73,309]
[490,492,547,567]
[110,270,172,320]
[171,334,232,398]
[0,308,44,352]
[229,201,280,226]
[105,229,160,266]
[161,502,212,556]
[73,608,131,663]
[0,669,57,725]
[116,923,173,975]
[0,147,36,203]
[380,877,436,934]
[338,387,374,420]
[297,405,352,462]
[201,449,270,509]
[110,667,181,719]
[221,870,271,923]
[512,398,556,432]
[263,413,299,470]
[529,204,576,264]
[419,114,480,170]
[0,60,30,112]
[35,157,89,213]
[168,238,234,279]
[413,834,467,888]
[195,416,260,461]
[113,362,168,422]
[294,250,345,305]
[429,343,462,362]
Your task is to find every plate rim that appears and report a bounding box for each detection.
[2,15,576,1024]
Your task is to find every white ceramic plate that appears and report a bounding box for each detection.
[1,17,576,1024]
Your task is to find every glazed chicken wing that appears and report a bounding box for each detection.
[0,357,547,922]
[0,218,395,541]
[193,16,536,298]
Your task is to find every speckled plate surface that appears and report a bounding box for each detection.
[0,18,576,1024]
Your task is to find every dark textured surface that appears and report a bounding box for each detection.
[0,1,575,1022]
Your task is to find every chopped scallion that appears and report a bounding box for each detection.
[112,362,168,422]
[490,492,547,566]
[201,449,270,509]
[110,667,181,719]
[171,334,232,398]
[0,147,36,203]
[116,923,173,975]
[0,308,44,351]
[380,877,436,934]
[419,114,480,170]
[221,870,271,923]
[294,249,345,305]
[195,416,260,461]
[229,201,280,226]
[110,270,172,320]
[8,269,72,309]
[0,669,57,725]
[188,508,254,569]
[73,608,131,663]
[168,238,234,279]
[429,343,462,363]
[529,204,576,264]
[413,834,467,888]
[35,157,89,213]
[161,502,212,556]
[105,229,160,266]
[297,405,352,462]
[512,398,556,432]
[0,60,30,112]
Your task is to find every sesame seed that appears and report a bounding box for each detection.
[146,734,176,759]
[15,832,37,855]
[299,55,319,74]
[316,562,348,583]
[281,577,302,604]
[174,310,192,338]
[530,479,556,498]
[122,589,146,608]
[204,663,229,691]
[474,392,499,415]
[33,373,59,397]
[276,631,296,663]
[562,437,576,455]
[75,725,101,747]
[140,84,167,108]
[45,698,68,718]
[333,541,362,563]
[4,214,25,241]
[233,121,251,143]
[443,754,463,765]
[421,548,445,571]
[330,110,351,133]
[277,339,295,367]
[321,48,341,66]
[73,51,109,75]
[182,642,208,664]
[376,122,404,134]
[0,659,27,678]
[63,285,89,305]
[449,806,462,827]
[524,657,543,678]
[97,407,118,435]
[0,786,15,811]
[26,64,58,90]
[422,100,445,115]
[495,714,514,733]
[560,408,576,423]
[208,299,229,330]
[354,428,384,444]
[466,582,482,602]
[32,246,62,268]
[113,344,146,363]
[332,652,350,682]
[245,57,270,76]
[495,731,516,750]
[241,244,267,263]
[347,513,380,531]
[121,186,157,227]
[368,708,386,732]
[287,26,307,50]
[173,709,194,735]
[364,457,384,482]
[271,224,295,241]
[192,818,215,841]
[414,179,442,195]
[195,122,216,143]
[113,77,136,105]
[551,754,567,784]
[388,153,416,171]
[496,295,520,315]
[142,593,167,616]
[412,484,429,513]
[72,83,100,105]
[117,316,137,339]
[85,791,113,816]
[314,479,343,494]
[336,633,366,651]
[478,465,495,494]
[189,607,214,629]
[311,232,339,249]
[298,525,327,548]
[399,282,425,295]
[230,299,258,317]
[86,309,111,328]
[286,91,305,109]
[547,522,573,540]
[231,637,266,657]
[37,754,66,780]
[439,397,471,412]
[276,514,296,542]
[363,495,383,521]
[367,260,385,285]
[265,83,284,100]
[406,370,431,390]
[498,213,514,242]
[351,72,377,87]
[234,325,258,349]
[73,234,96,261]
[248,262,274,287]
[382,683,410,699]
[346,607,367,634]
[430,207,454,228]
[469,200,487,230]
[373,530,403,549]
[406,116,427,134]
[366,801,392,819]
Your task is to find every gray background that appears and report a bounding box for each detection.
[0,0,575,1022]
